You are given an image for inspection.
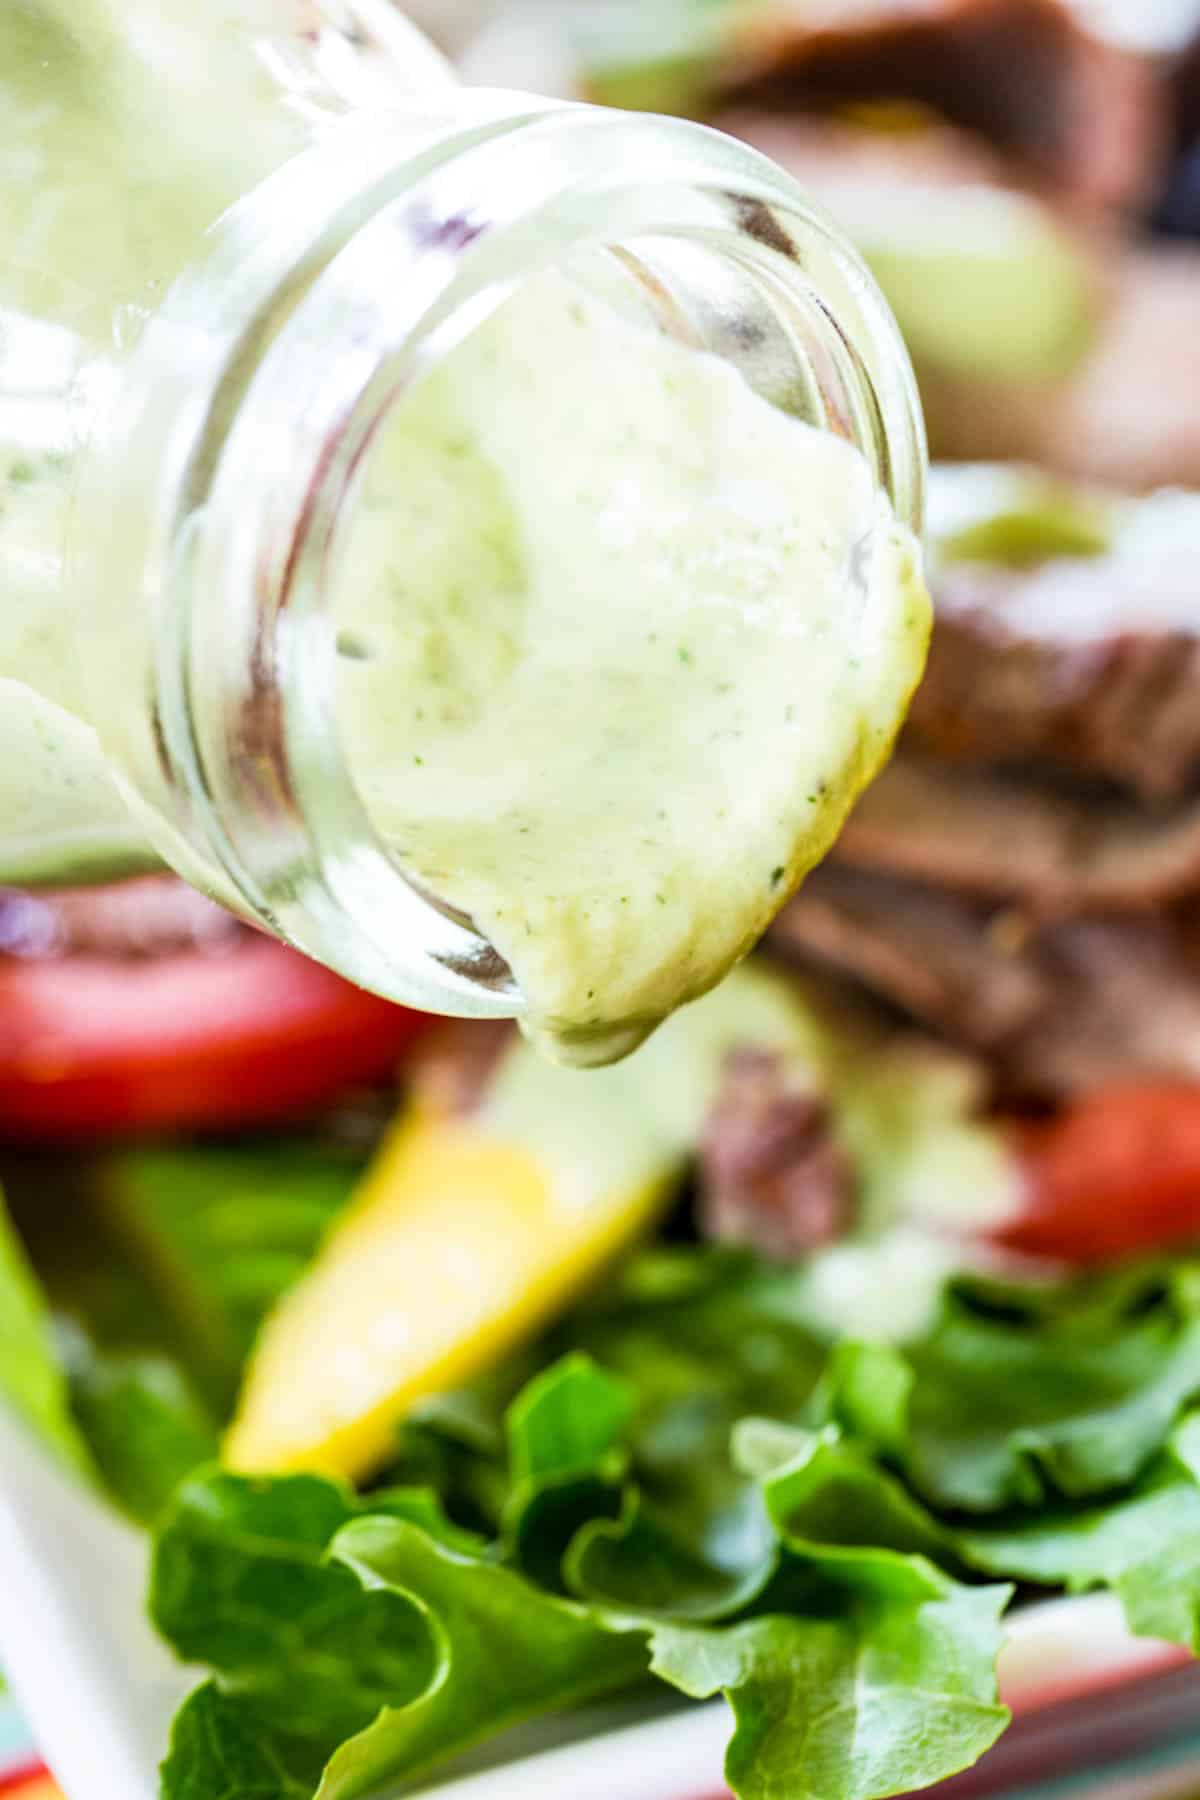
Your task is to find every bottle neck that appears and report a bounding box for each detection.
[74,95,926,1017]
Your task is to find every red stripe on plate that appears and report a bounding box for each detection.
[0,1765,58,1797]
[1006,1643,1193,1716]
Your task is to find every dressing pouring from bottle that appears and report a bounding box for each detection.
[0,0,928,1064]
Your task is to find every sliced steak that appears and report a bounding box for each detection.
[722,0,1168,215]
[912,545,1200,802]
[836,753,1200,913]
[771,862,1046,1047]
[700,1045,855,1258]
[773,865,1200,1098]
[911,471,1200,797]
[1009,916,1200,1096]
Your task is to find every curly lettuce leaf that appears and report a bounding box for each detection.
[164,1685,319,1800]
[0,1172,217,1518]
[322,1517,648,1800]
[0,1144,363,1522]
[502,1354,633,1590]
[155,1372,1010,1800]
[152,1471,442,1749]
[554,1249,830,1547]
[652,1582,1009,1800]
[98,1144,363,1408]
[155,1467,647,1800]
[957,1413,1200,1649]
[66,1344,218,1525]
[154,1249,1200,1800]
[826,1268,1200,1511]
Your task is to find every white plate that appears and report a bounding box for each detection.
[0,1404,1190,1800]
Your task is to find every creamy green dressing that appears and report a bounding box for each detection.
[0,0,310,882]
[0,2,929,1058]
[337,274,928,1061]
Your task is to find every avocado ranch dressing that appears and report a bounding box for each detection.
[0,0,930,1059]
[336,275,928,1063]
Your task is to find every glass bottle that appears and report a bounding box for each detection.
[0,0,926,1022]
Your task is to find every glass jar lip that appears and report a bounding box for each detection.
[146,95,927,1014]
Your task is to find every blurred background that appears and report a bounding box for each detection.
[412,0,1200,491]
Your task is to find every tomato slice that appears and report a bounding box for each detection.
[0,886,425,1142]
[993,1082,1200,1265]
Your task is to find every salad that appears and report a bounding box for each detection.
[5,641,1200,1800]
[5,2,1200,1799]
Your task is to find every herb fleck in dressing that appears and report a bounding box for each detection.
[336,276,929,1065]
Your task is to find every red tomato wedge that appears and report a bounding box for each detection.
[0,884,424,1142]
[994,1082,1200,1265]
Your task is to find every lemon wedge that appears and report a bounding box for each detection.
[226,958,1022,1480]
[224,1102,674,1478]
[225,966,835,1481]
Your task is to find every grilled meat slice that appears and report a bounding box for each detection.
[771,862,1045,1047]
[723,0,1168,215]
[835,754,1200,914]
[700,1045,854,1258]
[1008,915,1200,1096]
[913,557,1200,803]
[907,470,1200,799]
[774,866,1200,1098]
